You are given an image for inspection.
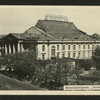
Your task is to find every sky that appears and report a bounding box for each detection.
[0,6,100,35]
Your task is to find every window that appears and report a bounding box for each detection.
[83,51,85,58]
[73,45,76,50]
[62,53,65,58]
[73,53,75,58]
[78,52,80,57]
[88,44,90,49]
[57,52,60,58]
[79,45,81,49]
[57,45,59,51]
[83,45,85,49]
[51,46,56,56]
[42,45,45,51]
[88,51,90,58]
[92,44,94,49]
[62,45,65,50]
[68,52,70,58]
[68,45,70,50]
[42,54,45,60]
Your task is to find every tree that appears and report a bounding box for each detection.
[78,59,93,71]
[70,60,84,85]
[60,62,71,85]
[0,49,37,81]
[92,46,100,69]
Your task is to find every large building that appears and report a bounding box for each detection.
[0,15,100,60]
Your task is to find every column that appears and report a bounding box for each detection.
[18,43,20,52]
[5,44,7,54]
[9,44,11,54]
[21,43,24,52]
[47,44,50,60]
[13,44,15,54]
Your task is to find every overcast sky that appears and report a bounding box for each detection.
[0,6,100,35]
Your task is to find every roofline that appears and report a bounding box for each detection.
[34,27,57,40]
[37,19,73,23]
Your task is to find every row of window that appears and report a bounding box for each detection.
[42,51,91,60]
[57,52,91,58]
[42,44,96,52]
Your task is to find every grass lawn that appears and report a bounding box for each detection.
[0,73,47,90]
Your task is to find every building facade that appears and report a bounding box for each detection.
[0,15,99,60]
[37,40,100,60]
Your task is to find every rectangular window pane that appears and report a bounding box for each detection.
[42,54,45,60]
[88,51,90,58]
[83,51,85,58]
[92,44,94,49]
[57,45,59,51]
[88,44,90,49]
[62,53,65,58]
[62,45,65,50]
[78,52,80,57]
[83,45,85,49]
[73,45,76,50]
[68,52,70,58]
[42,45,45,51]
[68,45,70,50]
[57,52,60,58]
[79,45,81,49]
[51,49,55,56]
[73,53,75,58]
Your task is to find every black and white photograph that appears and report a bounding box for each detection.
[0,6,100,95]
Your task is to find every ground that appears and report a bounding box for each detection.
[0,73,47,90]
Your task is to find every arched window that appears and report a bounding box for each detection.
[51,46,56,56]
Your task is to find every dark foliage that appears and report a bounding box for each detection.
[0,50,37,81]
[77,59,93,71]
[92,46,100,69]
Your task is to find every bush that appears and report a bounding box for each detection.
[77,59,93,71]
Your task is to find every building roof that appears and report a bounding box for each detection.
[35,20,95,41]
[24,26,56,40]
[2,19,96,41]
[10,33,25,39]
[3,26,56,41]
[2,33,25,40]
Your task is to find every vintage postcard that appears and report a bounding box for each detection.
[0,6,100,95]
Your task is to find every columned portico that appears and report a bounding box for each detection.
[4,42,24,54]
[3,34,25,55]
